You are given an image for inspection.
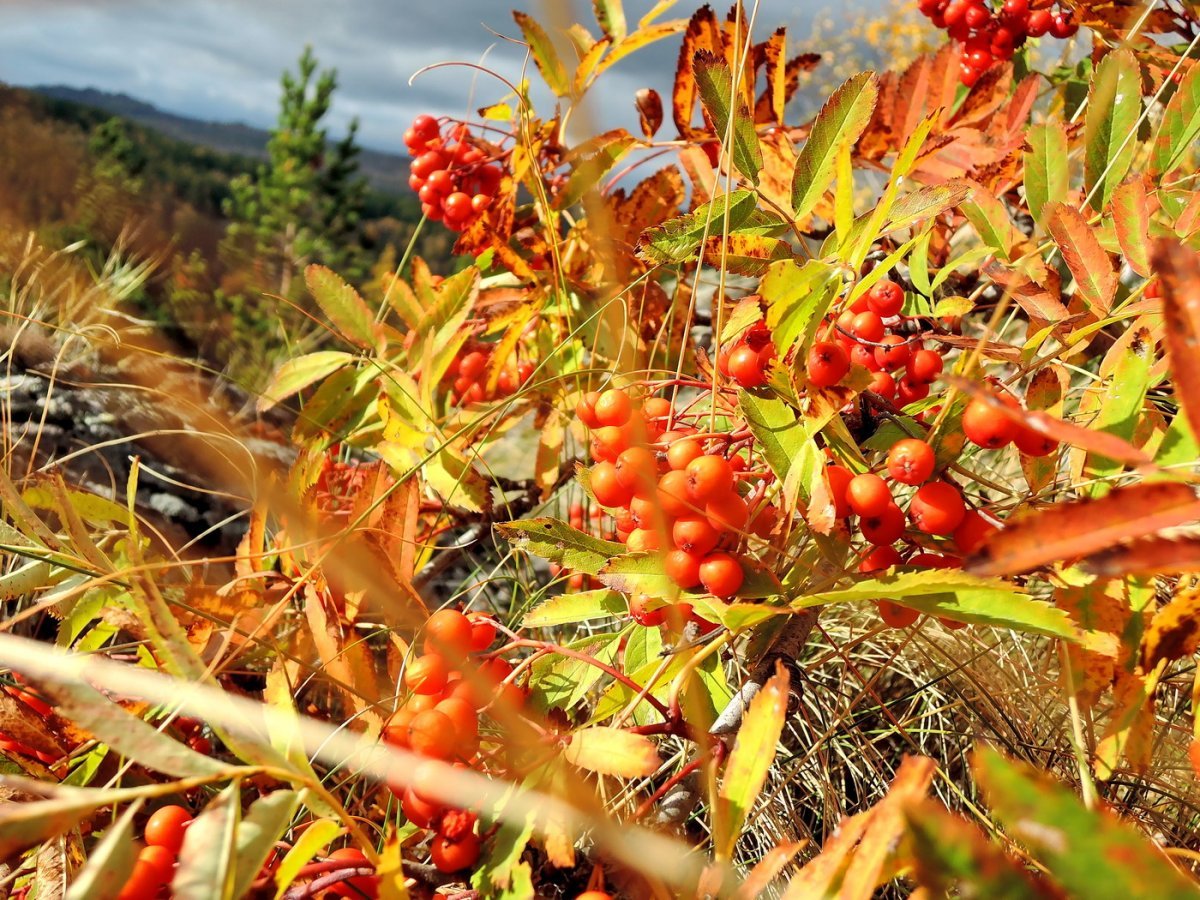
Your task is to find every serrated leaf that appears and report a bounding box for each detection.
[564,727,659,777]
[635,87,664,139]
[497,518,625,577]
[523,590,627,627]
[700,233,792,276]
[693,51,762,184]
[1024,119,1069,226]
[1151,62,1200,176]
[760,258,842,358]
[737,392,805,487]
[258,351,354,411]
[791,72,878,221]
[1085,326,1153,488]
[795,569,1078,638]
[593,0,626,40]
[64,799,141,900]
[556,130,637,209]
[715,663,788,858]
[960,181,1021,261]
[1111,176,1151,277]
[231,790,301,899]
[513,11,570,96]
[973,746,1200,898]
[967,481,1200,577]
[1046,201,1118,316]
[531,633,621,713]
[1152,239,1200,444]
[882,181,972,235]
[1084,49,1140,212]
[305,265,378,350]
[636,190,758,265]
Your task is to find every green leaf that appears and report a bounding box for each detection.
[794,569,1079,638]
[497,518,625,577]
[173,783,240,899]
[933,296,975,318]
[65,799,142,900]
[305,264,378,349]
[760,258,842,357]
[714,665,788,859]
[700,233,792,276]
[1151,61,1200,176]
[593,0,627,40]
[1084,49,1140,212]
[1024,119,1069,226]
[531,632,621,713]
[960,180,1021,261]
[636,190,758,265]
[523,590,627,627]
[1156,409,1199,469]
[737,393,806,486]
[272,818,341,899]
[693,51,762,184]
[791,72,877,221]
[231,790,301,900]
[513,11,570,96]
[973,746,1200,899]
[259,351,355,411]
[1086,327,1153,489]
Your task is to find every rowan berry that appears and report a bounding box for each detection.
[887,438,936,485]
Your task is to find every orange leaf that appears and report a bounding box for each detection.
[1082,537,1200,577]
[635,88,663,139]
[671,5,722,138]
[1111,176,1152,277]
[1141,580,1200,670]
[966,482,1200,577]
[1046,201,1119,317]
[1152,238,1200,444]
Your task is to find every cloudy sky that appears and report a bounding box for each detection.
[0,0,833,152]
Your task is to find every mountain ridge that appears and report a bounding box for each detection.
[31,83,410,195]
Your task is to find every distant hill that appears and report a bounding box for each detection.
[31,84,410,195]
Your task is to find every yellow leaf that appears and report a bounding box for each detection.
[563,727,659,778]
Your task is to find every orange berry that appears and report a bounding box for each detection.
[1013,425,1059,457]
[401,786,443,828]
[877,600,920,628]
[615,446,658,497]
[144,805,191,855]
[576,391,602,428]
[886,438,935,485]
[424,609,473,656]
[407,709,457,759]
[405,654,449,696]
[435,697,479,743]
[656,469,694,518]
[590,460,634,508]
[466,612,498,651]
[664,549,702,588]
[698,553,744,598]
[594,389,632,426]
[859,502,906,545]
[962,397,1019,449]
[807,341,850,387]
[625,528,661,552]
[705,492,749,533]
[672,516,720,556]
[825,465,854,518]
[859,545,902,573]
[685,455,734,502]
[846,473,892,518]
[666,437,704,470]
[908,482,966,535]
[326,848,378,899]
[953,509,998,555]
[430,831,481,872]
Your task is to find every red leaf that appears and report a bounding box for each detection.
[967,482,1200,577]
[1046,201,1119,317]
[1152,238,1200,441]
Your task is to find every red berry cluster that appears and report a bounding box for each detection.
[808,279,946,404]
[716,318,778,388]
[447,346,534,405]
[383,608,517,874]
[916,0,1080,85]
[575,387,780,631]
[405,114,502,232]
[117,805,191,899]
[171,715,212,756]
[962,390,1059,457]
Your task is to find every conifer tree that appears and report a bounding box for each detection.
[223,46,367,298]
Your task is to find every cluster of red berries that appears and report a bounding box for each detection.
[170,715,212,756]
[382,608,516,873]
[916,0,1080,85]
[405,114,502,232]
[962,390,1059,456]
[575,387,778,630]
[447,345,535,405]
[807,279,946,403]
[0,681,58,765]
[117,805,191,899]
[716,319,778,388]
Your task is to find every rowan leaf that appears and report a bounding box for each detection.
[272,818,341,899]
[497,518,625,577]
[759,258,842,359]
[522,590,627,628]
[700,233,792,275]
[1046,201,1118,315]
[1082,537,1200,577]
[966,482,1200,577]
[1111,176,1152,277]
[231,791,302,900]
[1084,49,1140,211]
[715,663,789,858]
[305,264,378,349]
[1141,581,1200,669]
[973,746,1200,898]
[513,11,570,96]
[635,87,664,139]
[636,189,758,265]
[592,0,626,40]
[1024,119,1069,226]
[1151,61,1200,176]
[1020,365,1068,495]
[259,351,354,411]
[693,50,762,184]
[881,181,971,235]
[960,181,1022,261]
[791,72,878,221]
[1152,239,1200,442]
[794,569,1077,637]
[563,727,660,777]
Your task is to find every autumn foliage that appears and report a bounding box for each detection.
[1,0,1200,898]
